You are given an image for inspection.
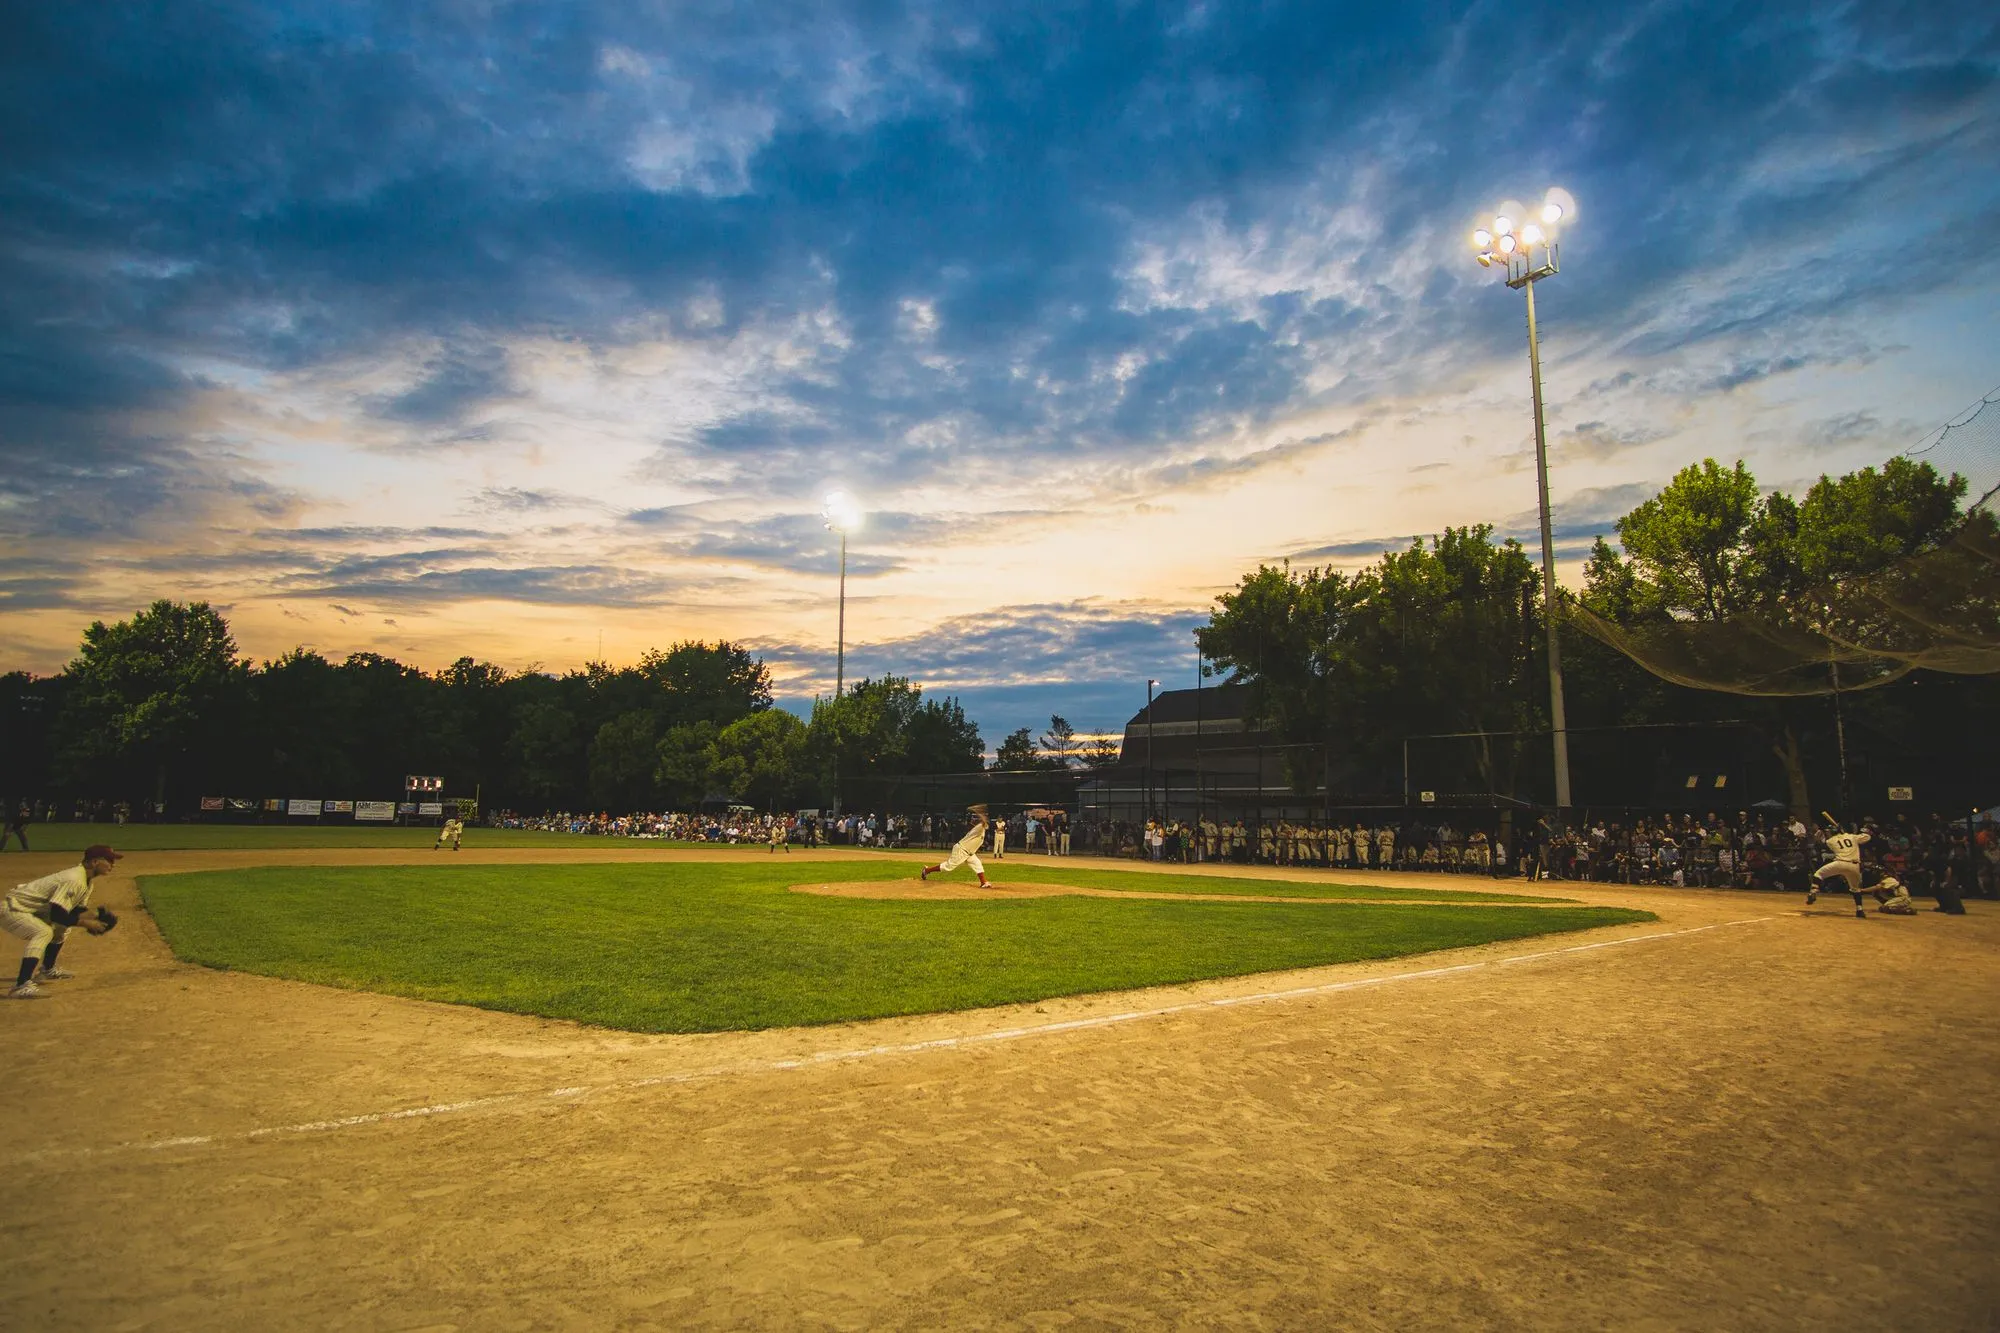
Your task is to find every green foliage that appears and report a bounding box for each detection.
[1197,526,1541,792]
[807,675,984,797]
[993,726,1039,770]
[142,860,1647,1032]
[1039,715,1078,768]
[707,709,807,809]
[589,711,660,811]
[54,600,246,798]
[1613,459,1763,619]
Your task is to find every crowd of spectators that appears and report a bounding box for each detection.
[1071,808,1997,899]
[483,803,1996,901]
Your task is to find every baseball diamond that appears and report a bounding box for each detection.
[2,837,1995,1329]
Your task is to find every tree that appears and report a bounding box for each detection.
[588,711,659,811]
[992,727,1038,770]
[903,695,985,773]
[654,721,719,808]
[1197,527,1542,797]
[708,710,807,810]
[1614,459,1762,620]
[54,599,245,805]
[508,698,581,807]
[1039,715,1077,769]
[1081,734,1122,767]
[638,641,772,728]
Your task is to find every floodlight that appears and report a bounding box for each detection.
[1498,234,1517,254]
[1521,223,1544,245]
[1541,202,1563,224]
[822,491,864,532]
[1476,252,1494,267]
[1493,215,1513,238]
[1542,188,1576,229]
[1472,228,1492,249]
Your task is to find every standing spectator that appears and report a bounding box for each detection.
[1,804,28,852]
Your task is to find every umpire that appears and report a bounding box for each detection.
[3,844,121,999]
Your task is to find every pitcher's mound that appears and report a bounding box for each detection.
[791,879,1077,901]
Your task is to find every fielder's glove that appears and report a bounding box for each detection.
[86,906,118,935]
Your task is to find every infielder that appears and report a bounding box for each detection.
[768,818,790,854]
[4,844,121,998]
[433,816,464,852]
[1808,822,1872,917]
[920,806,993,889]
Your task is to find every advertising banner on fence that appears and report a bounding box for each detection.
[200,797,225,811]
[355,801,396,821]
[324,800,355,814]
[418,802,444,817]
[287,798,320,817]
[228,798,258,811]
[263,798,284,812]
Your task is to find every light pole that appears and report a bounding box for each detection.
[822,492,864,698]
[1472,188,1575,817]
[1145,678,1159,822]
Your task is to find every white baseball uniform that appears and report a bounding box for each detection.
[938,823,988,876]
[436,818,464,849]
[1816,830,1870,892]
[3,865,92,961]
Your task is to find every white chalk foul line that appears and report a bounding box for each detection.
[34,915,1773,1165]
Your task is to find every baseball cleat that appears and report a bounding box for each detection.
[8,981,45,998]
[37,968,76,981]
[919,868,930,881]
[1805,888,1817,905]
[1854,908,1866,918]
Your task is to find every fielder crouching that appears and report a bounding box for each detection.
[3,844,122,999]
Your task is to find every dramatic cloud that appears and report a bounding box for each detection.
[2,0,1995,741]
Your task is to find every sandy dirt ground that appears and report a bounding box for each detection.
[2,844,1996,1331]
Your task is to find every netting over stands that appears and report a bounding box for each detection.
[1568,387,2000,696]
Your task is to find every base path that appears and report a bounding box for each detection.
[3,846,1995,1330]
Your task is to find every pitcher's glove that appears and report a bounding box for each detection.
[85,906,118,935]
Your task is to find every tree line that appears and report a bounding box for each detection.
[1196,452,2000,814]
[0,616,1009,813]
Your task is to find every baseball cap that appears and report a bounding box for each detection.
[82,844,124,863]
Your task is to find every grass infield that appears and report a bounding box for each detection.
[142,861,1651,1032]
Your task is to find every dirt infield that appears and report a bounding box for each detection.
[4,844,1997,1330]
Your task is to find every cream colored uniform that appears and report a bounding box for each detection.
[3,865,91,963]
[1815,830,1870,893]
[938,822,988,876]
[435,817,464,850]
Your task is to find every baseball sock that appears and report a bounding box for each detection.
[40,940,63,972]
[16,957,37,988]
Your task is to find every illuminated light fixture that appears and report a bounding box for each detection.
[1467,187,1576,817]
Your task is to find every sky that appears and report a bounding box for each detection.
[2,0,1997,748]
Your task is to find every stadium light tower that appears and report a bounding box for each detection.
[1472,187,1576,815]
[822,492,864,698]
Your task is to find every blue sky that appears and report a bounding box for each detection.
[2,1,1996,747]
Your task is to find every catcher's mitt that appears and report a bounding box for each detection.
[86,906,118,935]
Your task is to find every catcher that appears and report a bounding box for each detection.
[4,844,121,999]
[920,805,994,889]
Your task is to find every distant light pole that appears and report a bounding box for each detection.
[1145,678,1160,822]
[1472,188,1576,816]
[822,492,864,698]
